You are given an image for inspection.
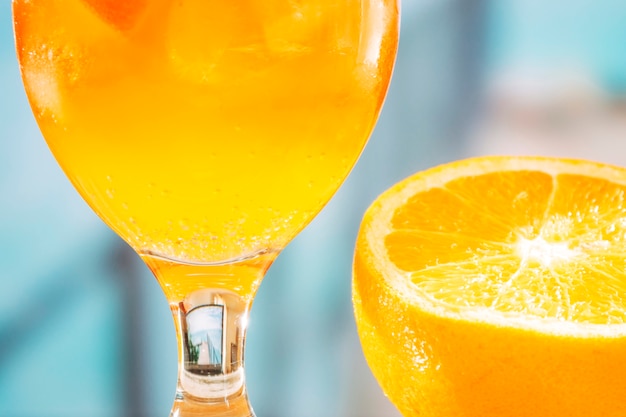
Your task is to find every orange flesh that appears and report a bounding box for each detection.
[388,171,626,323]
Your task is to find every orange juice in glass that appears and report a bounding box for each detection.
[13,0,399,415]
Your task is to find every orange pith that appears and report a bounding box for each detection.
[353,156,626,417]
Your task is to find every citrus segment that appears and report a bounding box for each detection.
[353,156,626,417]
[443,169,554,237]
[81,0,148,31]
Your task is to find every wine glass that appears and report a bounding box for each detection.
[12,0,399,415]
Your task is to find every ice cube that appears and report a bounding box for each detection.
[166,0,265,84]
[255,0,360,55]
[22,47,63,118]
[257,1,326,54]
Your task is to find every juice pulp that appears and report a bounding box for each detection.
[14,0,399,265]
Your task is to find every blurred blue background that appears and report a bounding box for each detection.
[2,0,626,416]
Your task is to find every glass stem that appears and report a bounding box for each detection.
[170,289,254,417]
[142,251,276,417]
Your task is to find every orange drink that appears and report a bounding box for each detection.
[14,0,398,272]
[354,156,626,417]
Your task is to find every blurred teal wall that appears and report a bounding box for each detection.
[487,0,626,93]
[0,2,127,415]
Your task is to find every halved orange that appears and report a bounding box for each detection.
[353,156,626,417]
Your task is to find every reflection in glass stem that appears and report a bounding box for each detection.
[176,289,249,400]
[184,305,224,375]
